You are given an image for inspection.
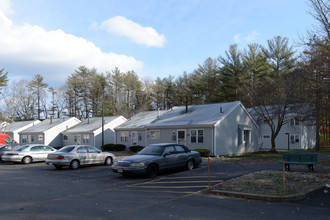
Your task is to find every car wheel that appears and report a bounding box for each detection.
[146,164,158,178]
[187,159,195,170]
[54,165,62,170]
[22,156,32,164]
[104,157,113,166]
[70,160,80,169]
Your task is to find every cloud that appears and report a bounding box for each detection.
[245,31,259,42]
[233,31,260,44]
[100,16,166,48]
[0,6,143,86]
[234,34,241,43]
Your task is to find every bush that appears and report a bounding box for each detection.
[194,149,210,157]
[129,145,144,153]
[103,144,126,151]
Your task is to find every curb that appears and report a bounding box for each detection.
[207,185,325,202]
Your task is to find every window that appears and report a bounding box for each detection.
[290,119,300,126]
[295,135,300,143]
[38,135,43,141]
[164,146,176,155]
[191,129,204,143]
[5,137,15,144]
[30,146,41,152]
[290,134,300,143]
[87,146,99,153]
[43,146,54,151]
[63,135,68,141]
[243,130,251,145]
[120,131,129,142]
[150,130,160,139]
[74,136,78,143]
[29,135,34,143]
[175,145,186,153]
[22,135,28,143]
[82,134,89,144]
[263,135,270,138]
[77,147,87,153]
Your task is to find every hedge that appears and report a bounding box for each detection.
[129,145,144,153]
[194,149,210,157]
[103,144,126,151]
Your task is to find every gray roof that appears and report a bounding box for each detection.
[20,118,77,133]
[116,101,242,129]
[2,120,40,132]
[115,110,167,130]
[63,116,123,133]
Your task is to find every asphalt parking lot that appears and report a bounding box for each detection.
[0,160,329,220]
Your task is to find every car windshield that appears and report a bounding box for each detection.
[138,145,164,156]
[16,145,29,151]
[58,146,75,152]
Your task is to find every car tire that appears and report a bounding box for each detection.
[70,160,80,169]
[22,156,32,164]
[146,164,158,178]
[186,159,195,170]
[54,165,62,170]
[104,157,113,166]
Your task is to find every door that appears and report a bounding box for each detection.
[177,130,186,145]
[131,131,138,146]
[86,146,100,164]
[162,145,178,170]
[76,146,88,165]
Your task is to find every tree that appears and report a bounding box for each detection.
[218,44,244,101]
[29,74,48,119]
[244,36,297,152]
[301,0,330,150]
[0,68,9,93]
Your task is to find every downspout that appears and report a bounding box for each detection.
[213,125,216,156]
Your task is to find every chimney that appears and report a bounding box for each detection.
[220,107,223,113]
[185,101,188,113]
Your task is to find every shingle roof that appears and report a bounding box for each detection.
[116,101,242,129]
[19,118,77,133]
[63,116,123,133]
[1,120,40,132]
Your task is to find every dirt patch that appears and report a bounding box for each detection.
[212,170,330,196]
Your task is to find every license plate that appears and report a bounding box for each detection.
[118,168,123,173]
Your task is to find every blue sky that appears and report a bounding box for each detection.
[0,0,316,87]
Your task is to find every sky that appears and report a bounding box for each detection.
[0,0,316,87]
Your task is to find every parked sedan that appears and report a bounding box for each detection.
[0,144,22,160]
[1,144,56,164]
[112,143,202,177]
[46,145,116,169]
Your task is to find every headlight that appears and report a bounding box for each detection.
[130,162,145,167]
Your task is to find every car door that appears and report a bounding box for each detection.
[174,145,189,168]
[29,146,42,161]
[40,146,55,160]
[86,146,100,164]
[76,146,88,165]
[162,146,178,170]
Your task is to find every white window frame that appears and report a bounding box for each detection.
[190,129,204,143]
[82,134,89,144]
[150,130,160,140]
[120,131,129,142]
[38,134,43,142]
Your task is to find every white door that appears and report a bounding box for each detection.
[131,131,138,146]
[177,130,186,145]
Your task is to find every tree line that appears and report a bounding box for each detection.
[0,0,328,151]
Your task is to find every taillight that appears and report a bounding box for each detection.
[6,153,18,156]
[57,156,64,160]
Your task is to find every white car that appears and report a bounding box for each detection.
[46,145,116,169]
[1,144,56,164]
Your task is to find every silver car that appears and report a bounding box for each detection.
[46,145,116,169]
[0,144,22,160]
[112,143,202,177]
[1,144,56,164]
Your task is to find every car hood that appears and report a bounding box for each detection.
[119,154,160,163]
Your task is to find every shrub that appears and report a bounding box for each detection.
[129,145,144,153]
[103,144,126,151]
[194,149,210,157]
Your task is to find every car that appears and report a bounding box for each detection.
[112,143,202,178]
[0,133,18,145]
[46,145,116,169]
[1,144,56,164]
[0,144,22,160]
